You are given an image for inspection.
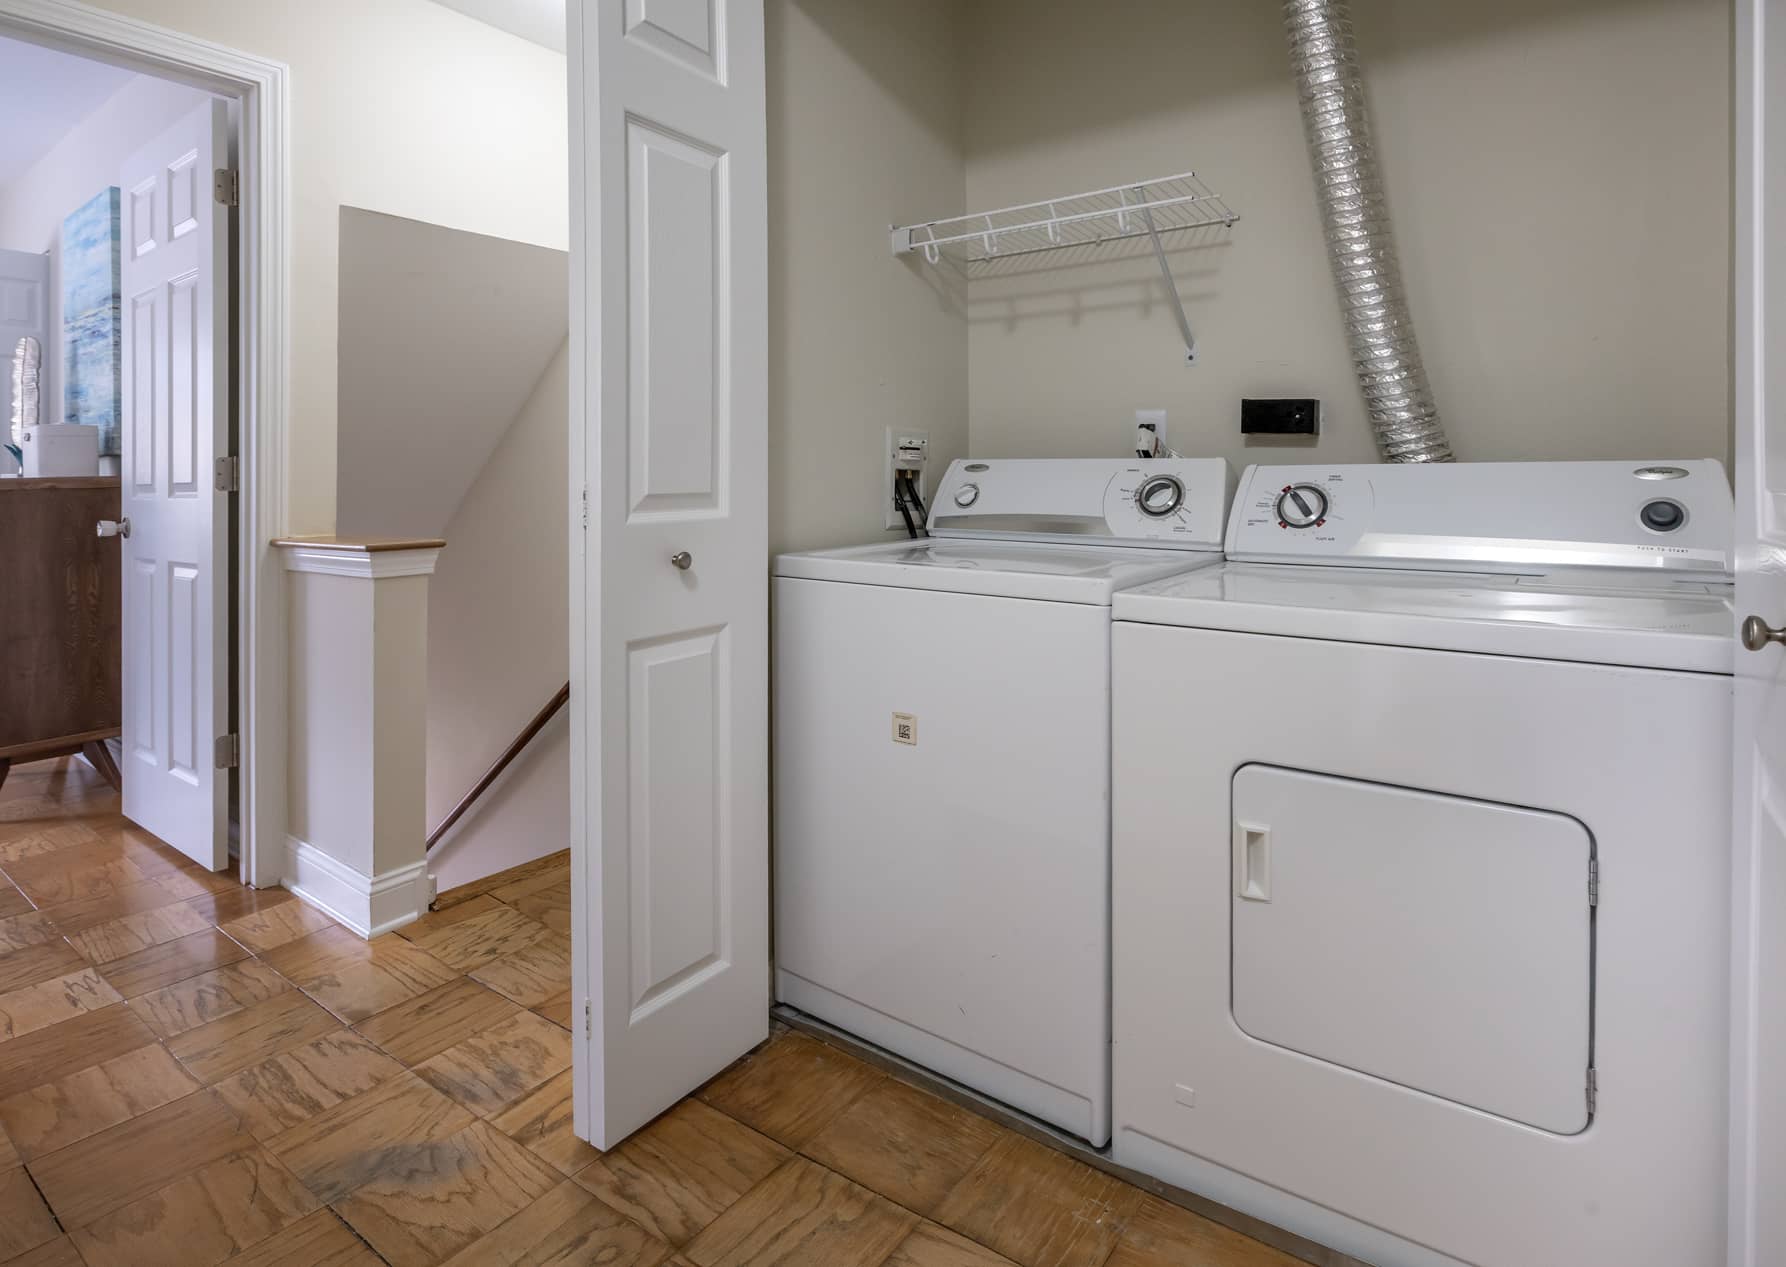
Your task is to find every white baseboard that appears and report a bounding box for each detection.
[283,836,428,939]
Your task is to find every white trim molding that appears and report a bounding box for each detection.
[0,0,292,892]
[279,546,444,580]
[284,836,430,939]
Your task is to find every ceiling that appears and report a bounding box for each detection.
[428,0,565,52]
[335,207,568,540]
[0,37,136,189]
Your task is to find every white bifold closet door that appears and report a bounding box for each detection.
[118,98,230,871]
[569,0,770,1150]
[1731,1,1786,1262]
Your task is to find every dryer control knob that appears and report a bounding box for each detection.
[954,483,980,508]
[1276,483,1328,529]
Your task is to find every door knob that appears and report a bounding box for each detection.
[1742,615,1786,652]
[670,551,692,570]
[96,518,130,540]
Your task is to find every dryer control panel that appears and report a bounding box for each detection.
[929,457,1236,551]
[1225,460,1734,576]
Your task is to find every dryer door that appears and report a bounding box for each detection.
[1231,764,1594,1134]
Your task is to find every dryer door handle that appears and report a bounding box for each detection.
[1236,823,1271,903]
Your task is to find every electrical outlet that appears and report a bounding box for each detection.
[883,427,931,530]
[1134,409,1166,457]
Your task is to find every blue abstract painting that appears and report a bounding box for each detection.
[62,187,121,456]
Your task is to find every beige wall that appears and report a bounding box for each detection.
[766,0,969,554]
[89,0,567,533]
[962,0,1731,469]
[425,341,570,892]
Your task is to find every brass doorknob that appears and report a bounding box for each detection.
[96,517,130,540]
[1741,615,1786,652]
[670,551,692,570]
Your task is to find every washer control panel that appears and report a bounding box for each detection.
[1226,460,1733,576]
[928,457,1236,550]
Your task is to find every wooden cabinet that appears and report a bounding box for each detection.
[0,477,122,788]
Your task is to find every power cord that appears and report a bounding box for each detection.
[894,470,928,539]
[894,475,919,538]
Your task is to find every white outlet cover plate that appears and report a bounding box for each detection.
[884,426,931,531]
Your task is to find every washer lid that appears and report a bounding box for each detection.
[774,539,1224,604]
[1114,562,1734,673]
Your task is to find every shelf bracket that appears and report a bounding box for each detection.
[1138,197,1197,365]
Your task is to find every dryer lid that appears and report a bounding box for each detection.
[1114,562,1735,673]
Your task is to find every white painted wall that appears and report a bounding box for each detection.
[766,0,969,554]
[335,208,567,539]
[83,0,568,533]
[425,341,569,892]
[961,0,1732,468]
[0,72,213,434]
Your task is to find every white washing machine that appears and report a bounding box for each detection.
[774,457,1235,1145]
[1110,460,1734,1267]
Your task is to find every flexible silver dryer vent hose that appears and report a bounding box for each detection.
[1285,0,1453,462]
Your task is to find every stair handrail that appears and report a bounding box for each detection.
[426,682,570,852]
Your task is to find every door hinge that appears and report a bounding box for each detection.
[214,455,239,493]
[1586,1067,1598,1116]
[580,486,589,530]
[213,168,239,208]
[1588,858,1599,907]
[583,999,592,1039]
[214,733,239,769]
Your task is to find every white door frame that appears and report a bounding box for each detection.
[0,0,289,887]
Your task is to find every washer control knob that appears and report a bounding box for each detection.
[1136,474,1185,518]
[1275,483,1328,528]
[953,483,980,508]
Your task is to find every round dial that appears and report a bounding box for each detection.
[1639,498,1685,532]
[1135,474,1185,519]
[953,482,980,508]
[1275,483,1329,529]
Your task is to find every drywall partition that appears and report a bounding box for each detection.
[0,72,212,433]
[335,209,568,540]
[77,0,567,533]
[766,0,969,554]
[426,341,570,893]
[961,0,1731,468]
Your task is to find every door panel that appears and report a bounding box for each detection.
[1734,2,1786,1262]
[118,99,228,869]
[1231,765,1593,1135]
[626,120,723,516]
[572,0,768,1149]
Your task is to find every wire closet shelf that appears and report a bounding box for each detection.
[890,170,1237,268]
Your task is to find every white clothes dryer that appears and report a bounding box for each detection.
[1111,460,1734,1266]
[774,457,1234,1145]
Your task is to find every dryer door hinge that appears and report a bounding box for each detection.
[1586,1067,1598,1116]
[214,733,239,769]
[214,455,239,493]
[213,168,239,208]
[1588,858,1600,907]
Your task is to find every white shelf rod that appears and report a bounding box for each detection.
[890,169,1233,365]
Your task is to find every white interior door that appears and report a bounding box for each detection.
[117,99,229,870]
[1732,1,1786,1262]
[0,247,48,474]
[570,0,769,1148]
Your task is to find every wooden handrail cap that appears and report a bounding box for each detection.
[271,534,446,552]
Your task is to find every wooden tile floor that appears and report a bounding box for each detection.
[0,758,1302,1267]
